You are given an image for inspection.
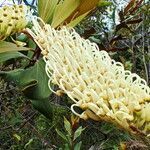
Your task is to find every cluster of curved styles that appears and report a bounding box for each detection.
[27,17,150,135]
[0,4,27,40]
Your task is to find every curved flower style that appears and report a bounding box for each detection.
[27,18,150,135]
[0,4,28,40]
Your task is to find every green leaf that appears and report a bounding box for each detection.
[13,134,21,141]
[100,122,116,134]
[24,139,34,149]
[31,98,53,119]
[16,34,28,42]
[0,59,50,99]
[64,144,70,150]
[74,141,82,150]
[51,0,80,28]
[0,41,31,53]
[67,11,89,27]
[10,112,22,125]
[75,0,99,15]
[98,1,112,7]
[28,39,36,49]
[0,51,30,63]
[89,36,101,43]
[38,0,58,24]
[64,117,72,136]
[71,0,99,19]
[73,127,84,141]
[0,59,53,119]
[56,129,68,141]
[65,0,99,24]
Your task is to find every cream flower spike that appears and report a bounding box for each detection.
[0,4,28,40]
[27,17,150,135]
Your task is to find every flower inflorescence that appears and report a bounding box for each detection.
[27,18,150,135]
[0,4,28,40]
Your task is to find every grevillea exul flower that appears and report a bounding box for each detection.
[0,4,28,40]
[27,18,150,135]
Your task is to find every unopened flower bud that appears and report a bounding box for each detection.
[0,4,28,40]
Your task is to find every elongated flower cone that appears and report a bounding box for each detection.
[0,4,28,40]
[27,18,150,135]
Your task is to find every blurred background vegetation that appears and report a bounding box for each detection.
[0,0,149,149]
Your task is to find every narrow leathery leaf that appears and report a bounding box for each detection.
[107,47,129,52]
[64,144,70,150]
[67,11,89,27]
[56,129,68,141]
[0,59,53,119]
[38,0,58,23]
[51,0,80,28]
[74,0,99,16]
[98,1,112,7]
[22,80,37,93]
[64,117,72,136]
[28,38,36,49]
[112,5,116,23]
[31,98,53,120]
[0,41,31,53]
[73,127,85,141]
[24,139,34,149]
[0,51,30,63]
[100,122,116,134]
[0,69,36,88]
[129,0,143,15]
[110,35,123,45]
[119,10,125,22]
[16,34,28,42]
[0,59,50,100]
[13,134,21,141]
[116,22,129,31]
[124,0,136,15]
[82,28,96,39]
[10,37,26,47]
[65,0,99,23]
[74,141,82,150]
[126,18,142,24]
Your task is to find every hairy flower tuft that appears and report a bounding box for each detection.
[27,18,150,135]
